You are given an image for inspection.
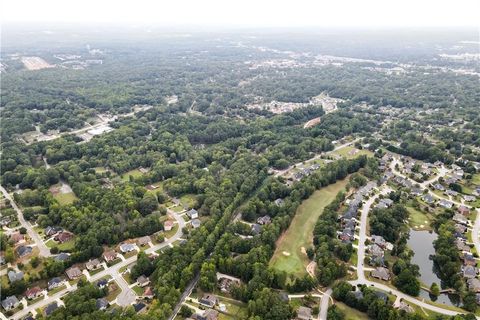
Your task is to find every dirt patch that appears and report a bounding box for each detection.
[282,251,291,256]
[21,57,54,70]
[300,247,307,255]
[303,117,321,129]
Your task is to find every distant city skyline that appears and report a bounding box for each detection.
[2,0,479,28]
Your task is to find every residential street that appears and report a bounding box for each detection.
[345,170,480,319]
[0,185,52,257]
[11,210,185,320]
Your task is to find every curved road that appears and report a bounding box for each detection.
[345,171,480,319]
[12,210,185,320]
[0,186,52,257]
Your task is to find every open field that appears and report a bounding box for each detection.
[121,169,144,181]
[334,302,370,320]
[270,178,348,276]
[332,146,374,159]
[53,192,78,205]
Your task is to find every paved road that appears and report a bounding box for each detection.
[11,210,185,320]
[347,176,479,319]
[472,209,480,255]
[0,186,52,257]
[318,288,332,320]
[274,138,360,178]
[168,273,200,320]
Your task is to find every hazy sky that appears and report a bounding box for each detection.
[2,0,479,27]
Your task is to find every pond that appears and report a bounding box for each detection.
[408,229,461,307]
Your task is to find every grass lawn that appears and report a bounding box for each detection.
[334,302,370,320]
[54,192,78,205]
[407,206,433,231]
[171,205,185,213]
[48,284,67,296]
[270,178,349,276]
[121,169,144,181]
[106,281,122,302]
[179,194,197,209]
[58,239,76,251]
[94,167,108,174]
[333,146,373,159]
[27,296,44,305]
[89,266,105,276]
[123,250,137,259]
[164,224,179,239]
[132,285,144,295]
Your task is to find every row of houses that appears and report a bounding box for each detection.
[337,182,377,244]
[293,163,321,181]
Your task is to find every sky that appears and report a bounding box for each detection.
[2,0,479,28]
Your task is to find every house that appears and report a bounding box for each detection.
[25,287,43,300]
[257,215,272,225]
[2,296,20,311]
[133,302,146,313]
[45,226,62,236]
[200,309,219,320]
[86,258,101,271]
[296,306,312,320]
[96,298,109,311]
[218,277,240,293]
[141,287,154,300]
[54,231,73,243]
[455,223,468,234]
[445,189,458,197]
[463,252,477,266]
[187,209,199,219]
[137,275,150,287]
[397,301,413,313]
[376,198,393,209]
[458,206,470,216]
[371,235,387,248]
[44,302,58,316]
[456,239,470,252]
[422,194,434,204]
[353,290,364,300]
[274,198,284,206]
[48,277,64,290]
[411,188,422,196]
[137,236,151,246]
[199,294,218,308]
[371,267,391,281]
[54,252,70,262]
[433,183,445,191]
[463,265,478,279]
[467,278,480,292]
[65,266,82,280]
[191,219,201,229]
[439,199,453,209]
[164,220,174,231]
[464,195,476,202]
[251,223,262,235]
[103,250,117,263]
[138,167,150,174]
[374,291,388,303]
[8,271,24,283]
[338,228,354,243]
[119,243,135,253]
[10,232,24,244]
[368,244,385,258]
[96,279,109,289]
[16,245,33,257]
[453,214,469,225]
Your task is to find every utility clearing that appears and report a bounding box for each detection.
[270,178,348,276]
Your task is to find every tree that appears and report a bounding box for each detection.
[199,261,216,292]
[327,305,345,320]
[430,282,440,297]
[179,305,193,318]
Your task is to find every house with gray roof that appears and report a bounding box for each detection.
[2,296,19,311]
[8,271,24,283]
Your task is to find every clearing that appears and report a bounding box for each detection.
[332,146,373,159]
[270,178,348,276]
[21,56,54,70]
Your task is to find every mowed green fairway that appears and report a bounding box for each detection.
[270,178,348,276]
